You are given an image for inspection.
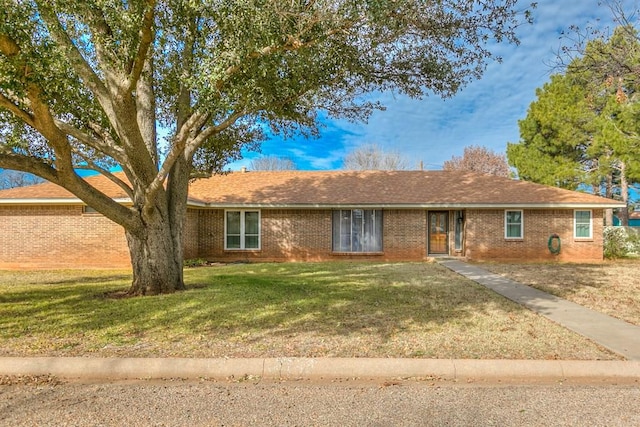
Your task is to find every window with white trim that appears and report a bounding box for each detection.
[574,210,592,239]
[505,210,523,239]
[225,210,260,250]
[332,209,382,252]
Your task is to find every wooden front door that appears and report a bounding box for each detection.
[428,212,449,254]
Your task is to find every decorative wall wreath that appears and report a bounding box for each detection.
[547,234,561,255]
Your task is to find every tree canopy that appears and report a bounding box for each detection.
[507,25,640,224]
[342,143,410,170]
[249,155,297,171]
[442,145,510,177]
[0,0,528,294]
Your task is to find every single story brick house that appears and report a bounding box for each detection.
[0,170,624,268]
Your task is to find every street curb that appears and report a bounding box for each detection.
[1,357,639,382]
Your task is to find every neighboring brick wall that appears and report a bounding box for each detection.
[198,208,429,262]
[464,209,604,262]
[0,205,130,269]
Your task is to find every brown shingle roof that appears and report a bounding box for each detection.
[187,170,623,208]
[0,170,625,208]
[0,173,129,202]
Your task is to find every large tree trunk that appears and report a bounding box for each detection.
[125,213,185,296]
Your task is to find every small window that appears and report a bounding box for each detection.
[332,209,382,252]
[225,210,260,250]
[574,210,592,239]
[505,210,523,239]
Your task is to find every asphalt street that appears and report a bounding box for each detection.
[1,379,639,426]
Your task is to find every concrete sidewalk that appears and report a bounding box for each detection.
[439,259,640,361]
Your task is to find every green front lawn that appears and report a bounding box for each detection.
[0,262,618,359]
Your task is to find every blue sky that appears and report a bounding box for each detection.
[229,0,620,171]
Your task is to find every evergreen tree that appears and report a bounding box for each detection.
[508,26,640,224]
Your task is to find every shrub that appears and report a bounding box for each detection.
[603,226,638,258]
[184,258,208,268]
[627,229,640,255]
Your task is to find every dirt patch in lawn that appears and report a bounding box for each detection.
[479,259,640,326]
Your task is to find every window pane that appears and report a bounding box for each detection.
[226,211,240,234]
[575,224,590,238]
[332,211,341,251]
[245,211,259,234]
[575,211,591,238]
[245,235,259,249]
[352,209,363,252]
[506,211,522,238]
[227,235,240,249]
[506,211,521,224]
[507,224,521,238]
[576,211,590,223]
[332,209,382,252]
[340,210,351,251]
[362,210,382,252]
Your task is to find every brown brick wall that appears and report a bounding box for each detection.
[464,209,604,262]
[0,205,130,268]
[384,209,428,260]
[198,208,429,262]
[0,205,606,268]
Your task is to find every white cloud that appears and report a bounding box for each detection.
[230,0,619,171]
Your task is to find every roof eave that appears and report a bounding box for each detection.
[0,198,132,205]
[185,202,627,209]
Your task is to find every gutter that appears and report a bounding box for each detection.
[0,198,132,206]
[0,199,625,210]
[185,202,627,210]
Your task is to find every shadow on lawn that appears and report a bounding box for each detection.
[0,263,528,350]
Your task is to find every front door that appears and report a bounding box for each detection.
[428,212,449,254]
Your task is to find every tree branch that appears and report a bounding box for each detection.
[127,0,156,91]
[53,119,126,161]
[36,2,117,123]
[185,110,246,159]
[0,93,35,127]
[143,112,207,206]
[70,151,134,200]
[0,152,59,183]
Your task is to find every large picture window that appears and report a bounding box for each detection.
[574,210,592,239]
[225,210,260,250]
[505,210,523,239]
[332,209,382,252]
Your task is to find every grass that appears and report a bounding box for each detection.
[480,259,640,326]
[0,262,620,360]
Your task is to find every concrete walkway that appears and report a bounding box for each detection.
[439,259,640,361]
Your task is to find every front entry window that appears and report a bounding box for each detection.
[454,210,464,251]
